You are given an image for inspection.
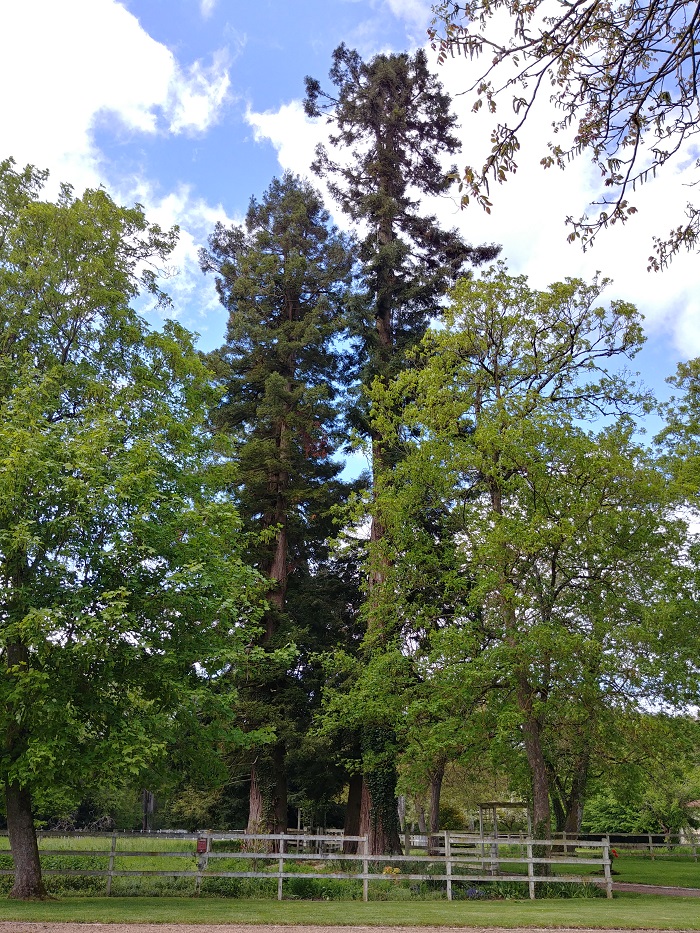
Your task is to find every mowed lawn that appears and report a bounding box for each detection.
[0,894,699,928]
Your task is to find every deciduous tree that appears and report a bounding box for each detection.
[370,265,699,851]
[0,159,263,898]
[429,0,700,267]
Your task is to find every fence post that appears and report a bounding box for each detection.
[526,840,535,900]
[602,836,613,899]
[648,832,654,859]
[278,836,285,901]
[195,834,210,897]
[106,832,117,896]
[362,836,368,903]
[445,830,452,901]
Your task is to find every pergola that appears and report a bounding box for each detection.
[478,801,531,837]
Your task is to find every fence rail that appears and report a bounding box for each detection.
[0,832,615,900]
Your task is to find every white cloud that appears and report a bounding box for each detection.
[383,0,432,28]
[168,50,231,134]
[246,100,329,184]
[123,179,243,342]
[0,0,235,347]
[200,0,218,17]
[0,0,230,193]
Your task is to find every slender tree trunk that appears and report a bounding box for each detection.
[516,678,551,876]
[343,772,363,854]
[415,798,427,835]
[246,761,265,835]
[5,781,46,899]
[428,759,446,855]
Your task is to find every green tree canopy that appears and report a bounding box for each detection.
[368,265,699,847]
[0,158,264,898]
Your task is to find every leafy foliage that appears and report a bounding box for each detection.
[430,0,700,266]
[0,158,264,895]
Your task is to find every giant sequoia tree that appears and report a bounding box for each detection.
[305,45,499,854]
[0,159,263,898]
[201,173,358,834]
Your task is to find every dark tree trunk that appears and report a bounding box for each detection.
[415,798,427,835]
[517,678,551,875]
[271,743,288,835]
[5,782,47,900]
[428,759,446,855]
[343,772,363,854]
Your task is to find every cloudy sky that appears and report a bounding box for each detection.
[1,0,697,409]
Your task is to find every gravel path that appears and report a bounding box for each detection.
[0,926,695,933]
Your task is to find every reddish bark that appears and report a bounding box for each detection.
[342,773,363,854]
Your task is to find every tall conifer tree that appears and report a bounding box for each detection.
[201,173,357,833]
[305,45,499,854]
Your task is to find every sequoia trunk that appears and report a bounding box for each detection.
[343,772,363,854]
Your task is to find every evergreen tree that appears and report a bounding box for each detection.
[305,45,500,854]
[201,172,359,834]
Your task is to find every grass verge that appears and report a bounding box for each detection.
[0,894,699,928]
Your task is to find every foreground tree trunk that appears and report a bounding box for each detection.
[246,762,265,834]
[5,781,47,899]
[246,745,288,844]
[358,763,403,855]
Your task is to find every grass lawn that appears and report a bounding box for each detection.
[0,895,699,928]
[613,855,700,888]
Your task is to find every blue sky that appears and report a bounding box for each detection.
[1,0,698,409]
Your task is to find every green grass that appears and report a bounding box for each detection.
[614,855,700,888]
[0,894,699,927]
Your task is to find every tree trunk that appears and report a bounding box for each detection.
[359,767,403,855]
[246,745,287,847]
[246,761,265,835]
[5,781,47,900]
[415,798,427,834]
[343,772,363,854]
[428,759,446,855]
[271,743,288,835]
[516,678,551,875]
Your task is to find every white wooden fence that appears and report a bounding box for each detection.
[0,831,614,900]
